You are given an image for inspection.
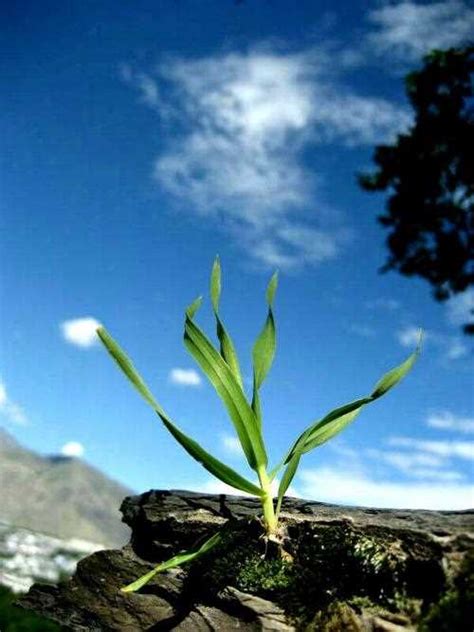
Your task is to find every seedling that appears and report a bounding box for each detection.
[97,257,421,592]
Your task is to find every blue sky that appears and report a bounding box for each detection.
[1,0,473,510]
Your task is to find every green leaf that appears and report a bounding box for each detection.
[301,407,363,454]
[288,397,372,461]
[97,326,261,496]
[96,326,160,411]
[284,343,421,463]
[209,256,243,388]
[184,316,267,470]
[122,531,222,592]
[371,334,422,399]
[210,256,221,313]
[161,416,262,497]
[274,342,421,509]
[275,452,300,518]
[251,273,278,420]
[251,387,262,430]
[252,310,276,390]
[186,296,203,319]
[266,272,278,306]
[216,318,243,388]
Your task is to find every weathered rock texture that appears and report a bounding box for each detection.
[20,490,474,630]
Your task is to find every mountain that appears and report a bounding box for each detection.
[0,428,132,547]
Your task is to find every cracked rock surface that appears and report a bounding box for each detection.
[20,490,474,630]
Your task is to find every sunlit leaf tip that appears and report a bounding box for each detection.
[210,256,221,313]
[186,296,203,319]
[266,272,279,306]
[371,335,421,400]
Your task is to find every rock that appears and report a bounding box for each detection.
[19,490,474,630]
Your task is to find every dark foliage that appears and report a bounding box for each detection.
[0,586,60,631]
[359,45,474,333]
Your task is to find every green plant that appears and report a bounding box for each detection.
[97,257,421,592]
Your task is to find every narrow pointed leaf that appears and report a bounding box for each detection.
[122,531,222,592]
[209,257,243,387]
[97,326,160,410]
[276,452,300,518]
[161,417,262,496]
[371,336,422,399]
[302,407,363,454]
[283,344,420,465]
[97,326,260,496]
[266,272,278,306]
[186,296,203,319]
[184,333,255,467]
[251,387,262,430]
[251,272,278,426]
[252,273,278,390]
[252,311,276,390]
[292,397,372,460]
[216,318,243,388]
[184,316,267,469]
[210,256,221,313]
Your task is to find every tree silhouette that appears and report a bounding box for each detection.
[359,45,474,334]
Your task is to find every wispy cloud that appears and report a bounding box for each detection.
[365,447,462,481]
[318,430,473,508]
[366,1,474,64]
[61,441,85,458]
[443,337,469,360]
[397,325,422,348]
[169,368,202,387]
[446,288,474,327]
[298,466,472,509]
[426,411,474,434]
[388,436,474,460]
[125,47,409,269]
[396,326,468,362]
[0,380,28,426]
[60,317,101,348]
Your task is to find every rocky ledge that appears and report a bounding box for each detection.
[20,490,474,630]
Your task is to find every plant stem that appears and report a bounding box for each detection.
[257,466,278,536]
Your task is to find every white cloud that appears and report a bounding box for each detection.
[127,48,409,269]
[60,317,101,348]
[169,368,201,387]
[221,434,244,457]
[365,447,464,481]
[367,447,445,471]
[443,337,468,360]
[388,436,474,461]
[446,289,474,326]
[0,380,28,426]
[120,65,161,109]
[0,383,7,407]
[366,1,474,63]
[397,325,422,348]
[61,441,84,458]
[298,466,473,509]
[426,411,474,434]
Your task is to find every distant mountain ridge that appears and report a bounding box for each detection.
[0,428,132,547]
